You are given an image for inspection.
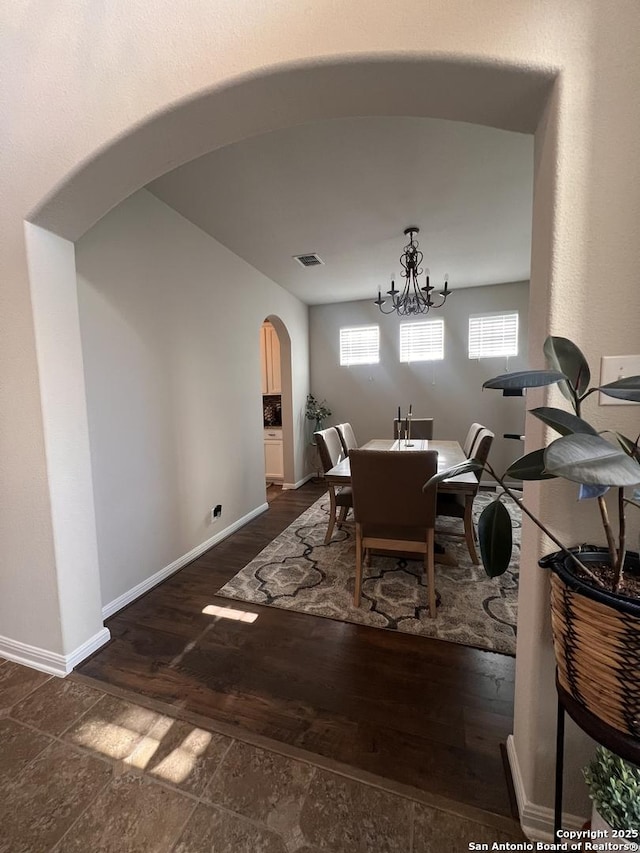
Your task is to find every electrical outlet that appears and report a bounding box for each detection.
[599,355,640,405]
[210,505,222,522]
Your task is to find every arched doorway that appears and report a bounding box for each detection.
[19,49,578,835]
[260,314,295,491]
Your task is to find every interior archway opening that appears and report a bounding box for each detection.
[24,50,562,831]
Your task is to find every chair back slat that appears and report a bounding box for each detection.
[349,449,438,528]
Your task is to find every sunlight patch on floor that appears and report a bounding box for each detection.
[72,707,216,785]
[71,721,149,760]
[125,716,175,769]
[202,603,258,623]
[147,727,214,784]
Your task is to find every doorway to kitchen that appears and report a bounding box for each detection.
[259,315,294,497]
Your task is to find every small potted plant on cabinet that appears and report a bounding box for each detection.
[426,336,640,737]
[583,746,640,845]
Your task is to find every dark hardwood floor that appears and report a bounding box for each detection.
[76,480,516,817]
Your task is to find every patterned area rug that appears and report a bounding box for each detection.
[218,491,521,655]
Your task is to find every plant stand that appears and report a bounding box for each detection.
[554,673,640,840]
[309,441,323,481]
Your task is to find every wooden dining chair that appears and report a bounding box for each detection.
[314,427,353,544]
[463,422,484,457]
[393,417,434,440]
[436,426,494,565]
[349,449,439,617]
[335,423,358,456]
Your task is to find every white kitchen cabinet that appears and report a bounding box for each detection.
[260,322,281,394]
[264,428,284,480]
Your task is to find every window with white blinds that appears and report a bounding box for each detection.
[399,320,444,362]
[468,312,519,359]
[339,325,380,366]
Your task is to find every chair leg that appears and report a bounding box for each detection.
[337,504,349,527]
[463,496,479,564]
[354,524,363,606]
[426,529,436,618]
[325,487,337,545]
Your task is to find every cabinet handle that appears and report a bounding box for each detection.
[267,432,276,437]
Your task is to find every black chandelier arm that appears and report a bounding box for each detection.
[375,285,406,314]
[428,289,452,310]
[375,299,401,315]
[394,299,432,316]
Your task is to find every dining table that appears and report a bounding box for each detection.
[324,438,476,493]
[324,438,479,565]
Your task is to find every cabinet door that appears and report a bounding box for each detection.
[260,325,268,394]
[264,440,284,479]
[267,326,281,393]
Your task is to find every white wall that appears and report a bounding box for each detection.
[310,282,529,477]
[2,0,640,837]
[76,190,309,609]
[25,225,106,659]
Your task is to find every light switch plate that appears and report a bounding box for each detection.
[599,355,640,405]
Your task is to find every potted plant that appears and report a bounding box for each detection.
[305,393,332,432]
[426,336,640,736]
[583,746,640,842]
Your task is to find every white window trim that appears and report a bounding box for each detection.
[399,319,444,363]
[339,325,380,366]
[468,311,519,359]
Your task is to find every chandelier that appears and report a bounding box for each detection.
[375,227,451,316]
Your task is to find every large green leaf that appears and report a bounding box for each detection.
[544,434,640,486]
[599,375,640,403]
[505,448,556,480]
[482,370,566,391]
[530,407,598,436]
[611,432,640,461]
[422,459,483,489]
[478,500,513,577]
[544,336,591,397]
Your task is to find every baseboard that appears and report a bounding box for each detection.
[282,473,316,490]
[102,502,270,619]
[0,626,110,677]
[507,734,586,841]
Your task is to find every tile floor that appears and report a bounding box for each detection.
[0,657,526,852]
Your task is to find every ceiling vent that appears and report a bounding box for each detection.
[293,253,324,268]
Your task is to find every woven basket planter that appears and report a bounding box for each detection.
[540,548,640,739]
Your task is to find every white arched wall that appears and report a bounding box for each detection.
[3,1,640,839]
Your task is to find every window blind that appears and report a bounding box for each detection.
[339,325,380,366]
[468,312,519,359]
[399,320,444,362]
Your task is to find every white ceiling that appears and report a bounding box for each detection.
[148,116,534,306]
